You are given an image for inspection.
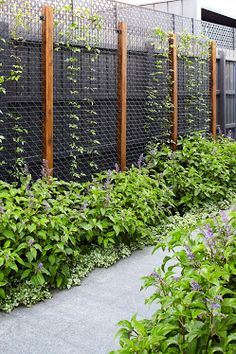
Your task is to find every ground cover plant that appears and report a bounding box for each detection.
[0,134,236,312]
[112,208,236,353]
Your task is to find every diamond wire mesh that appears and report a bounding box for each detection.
[53,3,118,180]
[177,33,210,136]
[0,2,42,181]
[126,26,172,166]
[0,0,235,182]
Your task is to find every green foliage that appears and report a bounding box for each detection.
[146,134,236,212]
[0,3,25,177]
[145,28,172,135]
[112,208,236,353]
[0,135,236,312]
[0,167,172,308]
[54,5,103,178]
[177,32,210,132]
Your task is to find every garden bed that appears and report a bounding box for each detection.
[0,134,236,312]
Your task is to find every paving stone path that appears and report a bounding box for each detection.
[0,246,168,354]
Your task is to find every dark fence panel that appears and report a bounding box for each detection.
[0,0,234,182]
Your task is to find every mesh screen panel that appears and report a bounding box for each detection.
[126,26,171,166]
[0,5,42,181]
[177,34,210,136]
[53,5,118,180]
[0,0,233,181]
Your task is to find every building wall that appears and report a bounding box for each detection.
[142,0,236,21]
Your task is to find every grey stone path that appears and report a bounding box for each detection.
[0,247,167,354]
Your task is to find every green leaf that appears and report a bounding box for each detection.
[28,224,36,233]
[56,275,63,288]
[36,272,45,285]
[3,229,15,240]
[222,298,236,309]
[21,269,31,280]
[80,223,93,231]
[0,288,5,299]
[113,225,120,235]
[30,248,37,260]
[49,254,56,265]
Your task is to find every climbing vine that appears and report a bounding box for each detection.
[55,5,102,179]
[146,28,211,140]
[177,32,210,133]
[0,1,27,178]
[146,28,172,138]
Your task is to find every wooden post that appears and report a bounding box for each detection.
[42,6,54,174]
[219,50,226,135]
[210,41,217,139]
[117,22,127,172]
[169,33,178,150]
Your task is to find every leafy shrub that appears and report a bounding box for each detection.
[112,208,236,353]
[1,135,236,311]
[0,167,173,302]
[146,134,236,212]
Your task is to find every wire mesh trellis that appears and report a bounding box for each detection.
[52,3,119,180]
[0,4,43,181]
[177,32,211,136]
[126,26,172,166]
[0,0,232,181]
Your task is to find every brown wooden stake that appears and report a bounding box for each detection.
[210,41,217,139]
[42,6,54,174]
[169,33,178,151]
[117,22,127,172]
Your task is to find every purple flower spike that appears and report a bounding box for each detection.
[203,225,214,240]
[28,239,34,247]
[137,154,144,169]
[203,225,217,251]
[114,163,120,173]
[191,281,201,291]
[81,200,88,211]
[172,275,180,281]
[220,210,228,223]
[211,302,221,309]
[43,200,50,212]
[185,246,195,261]
[150,272,162,281]
[38,263,43,269]
[104,170,112,190]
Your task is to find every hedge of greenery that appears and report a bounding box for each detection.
[112,208,236,353]
[0,134,236,311]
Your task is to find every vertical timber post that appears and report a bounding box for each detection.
[117,22,127,172]
[210,41,217,139]
[42,6,54,174]
[169,33,178,151]
[219,50,226,135]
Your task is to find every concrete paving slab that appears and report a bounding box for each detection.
[0,246,166,354]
